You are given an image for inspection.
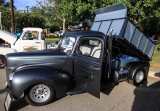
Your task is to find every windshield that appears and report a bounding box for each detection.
[59,36,75,53]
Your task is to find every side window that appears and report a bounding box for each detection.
[22,31,39,40]
[41,31,45,40]
[78,38,102,59]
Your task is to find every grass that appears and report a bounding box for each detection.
[45,38,59,43]
[150,45,160,71]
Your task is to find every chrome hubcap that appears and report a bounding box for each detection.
[30,84,51,103]
[135,71,144,83]
[0,59,4,67]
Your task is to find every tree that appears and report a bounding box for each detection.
[0,7,10,30]
[14,11,45,29]
[100,0,160,37]
[0,0,5,6]
[37,0,160,37]
[0,0,16,31]
[37,0,101,31]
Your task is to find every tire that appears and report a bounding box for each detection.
[24,83,55,106]
[129,66,146,86]
[0,55,5,68]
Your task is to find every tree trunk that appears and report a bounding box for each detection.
[63,18,66,33]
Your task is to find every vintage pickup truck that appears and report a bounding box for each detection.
[4,3,155,111]
[0,27,56,68]
[0,28,46,52]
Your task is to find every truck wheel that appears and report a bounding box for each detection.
[0,55,5,68]
[129,66,146,86]
[24,83,55,106]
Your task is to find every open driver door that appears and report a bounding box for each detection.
[68,37,104,98]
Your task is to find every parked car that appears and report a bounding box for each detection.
[44,28,58,38]
[0,27,59,68]
[54,30,65,37]
[58,30,65,37]
[0,38,5,46]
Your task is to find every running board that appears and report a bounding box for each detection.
[67,83,87,95]
[101,83,115,89]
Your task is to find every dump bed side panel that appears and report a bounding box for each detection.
[123,20,155,59]
[90,3,155,60]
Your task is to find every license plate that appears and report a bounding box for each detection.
[4,93,13,111]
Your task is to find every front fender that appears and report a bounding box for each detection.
[0,47,17,55]
[10,66,71,99]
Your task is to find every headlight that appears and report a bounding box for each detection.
[9,73,14,81]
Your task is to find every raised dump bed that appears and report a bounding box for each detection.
[90,3,155,60]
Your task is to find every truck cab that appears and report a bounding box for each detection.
[13,28,46,52]
[0,27,46,53]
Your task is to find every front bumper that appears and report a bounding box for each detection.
[6,73,14,84]
[5,81,8,88]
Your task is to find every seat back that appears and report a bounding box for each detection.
[91,44,101,58]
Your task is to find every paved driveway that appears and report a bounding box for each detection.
[0,69,160,111]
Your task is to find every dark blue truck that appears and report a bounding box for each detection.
[4,3,155,111]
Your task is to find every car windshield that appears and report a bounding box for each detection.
[59,36,75,53]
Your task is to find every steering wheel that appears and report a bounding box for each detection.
[77,49,82,55]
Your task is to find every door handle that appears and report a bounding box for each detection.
[81,74,94,81]
[93,68,100,70]
[35,42,40,44]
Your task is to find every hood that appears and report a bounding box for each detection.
[6,49,66,57]
[6,49,68,69]
[0,29,17,45]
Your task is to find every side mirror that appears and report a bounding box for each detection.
[55,41,58,44]
[51,43,55,47]
[66,50,72,54]
[42,36,45,40]
[29,37,33,40]
[15,36,20,40]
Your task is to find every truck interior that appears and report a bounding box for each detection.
[22,31,39,40]
[79,39,101,59]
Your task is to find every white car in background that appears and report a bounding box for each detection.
[0,27,57,68]
[54,30,65,37]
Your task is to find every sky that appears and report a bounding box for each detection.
[6,0,38,10]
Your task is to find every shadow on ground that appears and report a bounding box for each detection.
[154,72,160,78]
[0,88,8,94]
[10,98,28,111]
[132,81,160,111]
[101,82,115,95]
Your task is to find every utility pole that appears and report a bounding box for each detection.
[26,6,29,12]
[0,12,2,29]
[10,0,15,33]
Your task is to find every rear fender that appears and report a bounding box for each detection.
[126,61,150,80]
[10,66,71,99]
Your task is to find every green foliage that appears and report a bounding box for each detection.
[45,38,59,43]
[38,0,160,37]
[14,11,45,29]
[0,0,16,31]
[0,7,11,30]
[100,0,160,36]
[150,45,160,71]
[1,0,159,36]
[0,0,5,6]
